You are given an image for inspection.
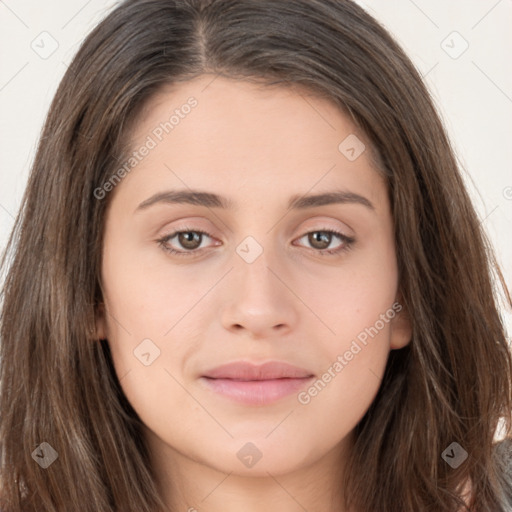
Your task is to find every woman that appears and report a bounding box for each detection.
[1,0,511,510]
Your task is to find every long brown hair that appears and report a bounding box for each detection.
[1,1,511,510]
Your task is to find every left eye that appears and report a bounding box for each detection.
[158,229,215,256]
[295,229,355,255]
[157,228,355,258]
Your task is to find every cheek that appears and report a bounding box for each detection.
[100,239,185,341]
[99,237,213,428]
[294,301,394,449]
[294,243,397,418]
[303,247,399,355]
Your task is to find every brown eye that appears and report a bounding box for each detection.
[307,231,332,250]
[157,227,355,259]
[295,229,355,256]
[176,231,202,250]
[157,229,215,257]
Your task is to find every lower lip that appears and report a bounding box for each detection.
[199,376,314,406]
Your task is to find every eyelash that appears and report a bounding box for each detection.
[157,226,355,258]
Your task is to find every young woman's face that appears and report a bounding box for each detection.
[97,75,411,482]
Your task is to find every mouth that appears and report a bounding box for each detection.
[199,376,315,405]
[199,361,315,406]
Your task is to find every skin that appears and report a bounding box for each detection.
[96,74,412,512]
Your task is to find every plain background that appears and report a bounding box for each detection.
[0,0,511,333]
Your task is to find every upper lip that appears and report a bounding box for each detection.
[202,361,315,381]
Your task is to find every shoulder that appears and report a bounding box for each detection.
[493,438,512,505]
[457,440,512,511]
[494,437,512,475]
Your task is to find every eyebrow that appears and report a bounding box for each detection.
[134,188,375,213]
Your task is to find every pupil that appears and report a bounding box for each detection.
[180,232,200,249]
[311,231,330,249]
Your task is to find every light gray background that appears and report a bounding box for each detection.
[1,0,511,334]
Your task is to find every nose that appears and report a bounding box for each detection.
[220,244,299,339]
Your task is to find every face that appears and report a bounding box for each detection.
[96,75,411,481]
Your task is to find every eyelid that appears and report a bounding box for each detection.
[158,216,353,240]
[157,223,355,258]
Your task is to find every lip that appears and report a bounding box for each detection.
[200,361,315,406]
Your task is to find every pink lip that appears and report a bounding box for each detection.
[200,361,315,406]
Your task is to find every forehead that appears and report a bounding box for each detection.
[116,75,388,212]
[132,75,358,145]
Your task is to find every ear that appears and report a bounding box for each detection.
[95,302,108,341]
[389,291,412,350]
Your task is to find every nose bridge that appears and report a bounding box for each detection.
[220,232,298,335]
[234,233,281,296]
